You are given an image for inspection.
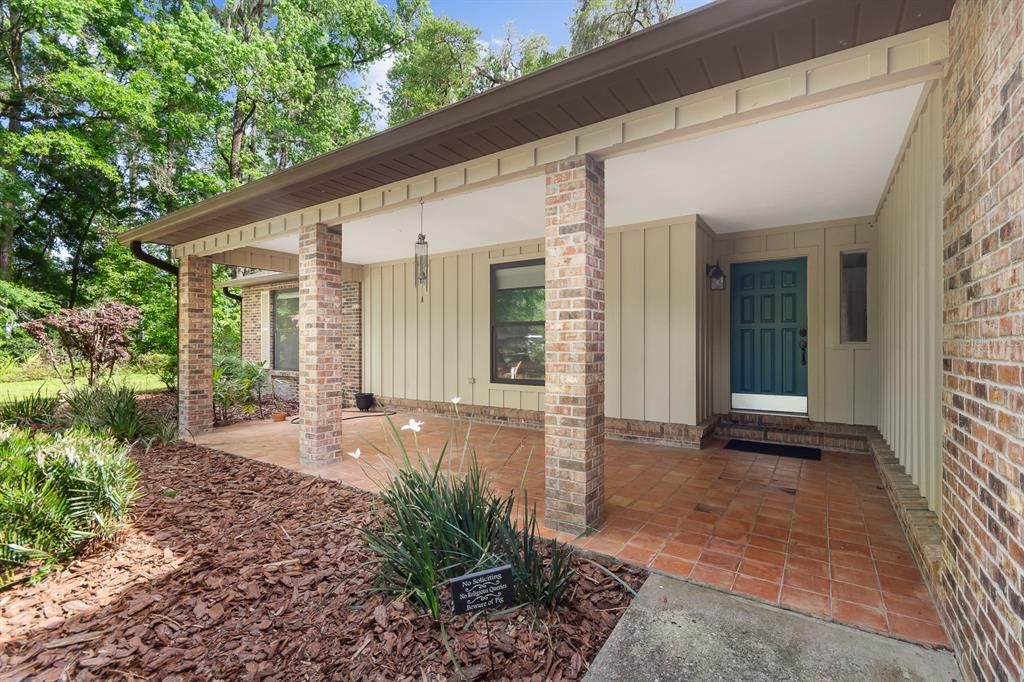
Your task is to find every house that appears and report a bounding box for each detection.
[119,0,1023,678]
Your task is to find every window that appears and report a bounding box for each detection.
[273,289,299,370]
[491,260,544,385]
[840,252,868,343]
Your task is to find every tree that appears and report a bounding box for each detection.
[384,15,565,126]
[1,0,418,365]
[215,0,416,184]
[0,0,155,284]
[569,0,676,54]
[24,301,143,386]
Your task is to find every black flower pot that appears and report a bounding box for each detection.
[355,392,375,412]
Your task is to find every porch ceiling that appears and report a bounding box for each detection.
[252,83,924,264]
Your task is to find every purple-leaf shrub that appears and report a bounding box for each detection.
[24,302,143,387]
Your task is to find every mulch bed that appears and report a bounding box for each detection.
[0,443,645,680]
[136,390,300,426]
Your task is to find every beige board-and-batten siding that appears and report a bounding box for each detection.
[710,217,879,426]
[876,83,943,512]
[361,216,713,426]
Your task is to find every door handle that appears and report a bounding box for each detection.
[799,337,807,366]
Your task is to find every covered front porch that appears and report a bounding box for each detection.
[192,412,949,649]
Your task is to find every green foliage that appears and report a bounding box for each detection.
[569,0,677,54]
[385,16,565,126]
[134,352,177,390]
[362,417,573,618]
[384,13,481,125]
[0,426,140,586]
[212,355,269,422]
[0,390,61,428]
[0,353,57,382]
[63,384,175,444]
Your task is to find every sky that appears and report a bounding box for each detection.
[431,0,716,47]
[363,0,715,128]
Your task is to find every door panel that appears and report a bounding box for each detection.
[730,257,808,411]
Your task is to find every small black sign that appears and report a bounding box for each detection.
[449,564,515,615]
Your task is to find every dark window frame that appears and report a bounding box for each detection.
[272,288,300,371]
[839,250,869,345]
[490,258,545,386]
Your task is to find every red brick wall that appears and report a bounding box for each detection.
[942,1,1024,679]
[239,278,362,407]
[339,281,362,407]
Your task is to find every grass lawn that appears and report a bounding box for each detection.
[0,372,165,401]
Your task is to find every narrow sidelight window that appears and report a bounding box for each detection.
[840,252,868,343]
[272,289,300,370]
[491,259,545,385]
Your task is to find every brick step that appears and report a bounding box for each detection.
[714,412,870,454]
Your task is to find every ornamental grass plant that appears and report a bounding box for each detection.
[358,410,574,619]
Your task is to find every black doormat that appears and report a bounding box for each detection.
[724,439,822,461]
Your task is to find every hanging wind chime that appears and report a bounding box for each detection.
[414,198,429,302]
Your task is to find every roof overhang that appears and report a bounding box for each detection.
[119,0,953,249]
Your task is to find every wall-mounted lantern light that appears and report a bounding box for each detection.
[415,198,429,301]
[706,262,726,291]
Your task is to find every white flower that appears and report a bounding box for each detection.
[450,396,461,404]
[347,448,361,459]
[401,418,424,433]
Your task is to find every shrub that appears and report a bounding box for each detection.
[0,352,59,382]
[23,301,142,388]
[63,384,176,444]
[0,426,140,585]
[0,390,61,428]
[134,352,177,391]
[362,417,574,619]
[213,355,269,422]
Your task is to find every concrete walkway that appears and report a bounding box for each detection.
[586,574,960,682]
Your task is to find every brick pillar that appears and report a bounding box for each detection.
[178,254,213,436]
[340,281,362,407]
[941,1,1024,679]
[298,223,344,463]
[543,154,605,534]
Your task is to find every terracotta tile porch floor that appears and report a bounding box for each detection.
[192,411,950,649]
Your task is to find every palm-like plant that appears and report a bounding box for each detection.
[0,426,140,587]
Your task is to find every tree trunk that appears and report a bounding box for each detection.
[229,95,245,182]
[1,21,24,281]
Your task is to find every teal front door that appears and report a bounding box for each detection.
[730,258,808,413]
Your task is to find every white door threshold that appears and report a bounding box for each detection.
[731,393,808,414]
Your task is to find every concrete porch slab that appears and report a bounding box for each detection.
[585,573,960,682]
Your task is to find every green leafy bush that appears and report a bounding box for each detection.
[0,390,61,427]
[213,355,269,422]
[362,418,574,619]
[134,352,177,391]
[63,384,176,444]
[0,426,140,585]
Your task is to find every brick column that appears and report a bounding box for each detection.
[298,223,344,463]
[178,254,213,436]
[543,154,606,534]
[941,1,1024,679]
[340,281,362,407]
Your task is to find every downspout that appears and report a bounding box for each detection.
[222,287,242,303]
[128,239,180,391]
[129,240,178,276]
